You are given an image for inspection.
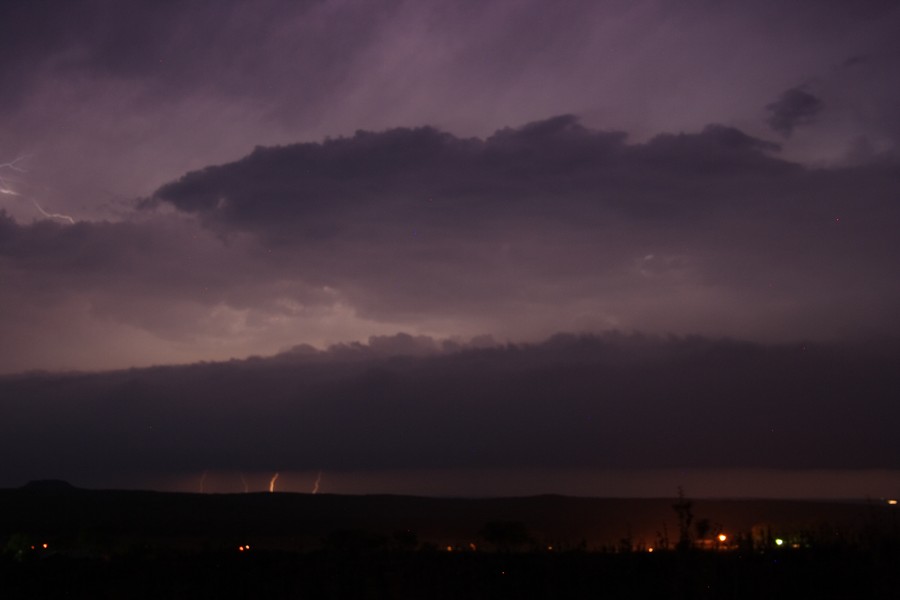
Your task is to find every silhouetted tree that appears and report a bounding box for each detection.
[695,518,711,542]
[672,486,694,551]
[478,521,531,552]
[323,529,387,554]
[392,529,418,552]
[655,523,670,551]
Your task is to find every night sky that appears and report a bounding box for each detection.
[2,1,899,496]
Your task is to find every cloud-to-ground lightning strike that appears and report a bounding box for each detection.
[1,155,76,223]
[312,471,322,495]
[269,472,279,493]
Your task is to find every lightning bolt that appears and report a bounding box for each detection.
[269,472,280,493]
[0,156,27,196]
[240,473,249,493]
[1,155,76,224]
[200,470,208,494]
[31,199,75,224]
[312,471,322,494]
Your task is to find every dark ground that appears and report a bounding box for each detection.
[2,484,898,598]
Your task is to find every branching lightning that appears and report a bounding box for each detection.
[312,471,322,494]
[0,156,27,196]
[1,155,76,224]
[269,472,280,493]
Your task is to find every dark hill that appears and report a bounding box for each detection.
[20,480,78,492]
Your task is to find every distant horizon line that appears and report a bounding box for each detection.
[10,467,899,502]
[7,482,890,506]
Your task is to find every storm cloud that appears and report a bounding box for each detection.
[148,116,900,334]
[2,2,900,497]
[766,87,824,136]
[2,333,898,488]
[3,115,900,372]
[3,0,900,225]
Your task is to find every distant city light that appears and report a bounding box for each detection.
[42,543,48,549]
[647,547,654,553]
[717,534,727,542]
[888,499,897,505]
[775,538,784,546]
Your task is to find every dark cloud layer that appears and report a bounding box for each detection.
[3,115,900,372]
[766,87,824,136]
[152,116,900,330]
[2,333,898,486]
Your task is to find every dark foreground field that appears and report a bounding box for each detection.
[2,483,898,598]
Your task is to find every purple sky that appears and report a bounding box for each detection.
[2,0,899,373]
[1,1,899,494]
